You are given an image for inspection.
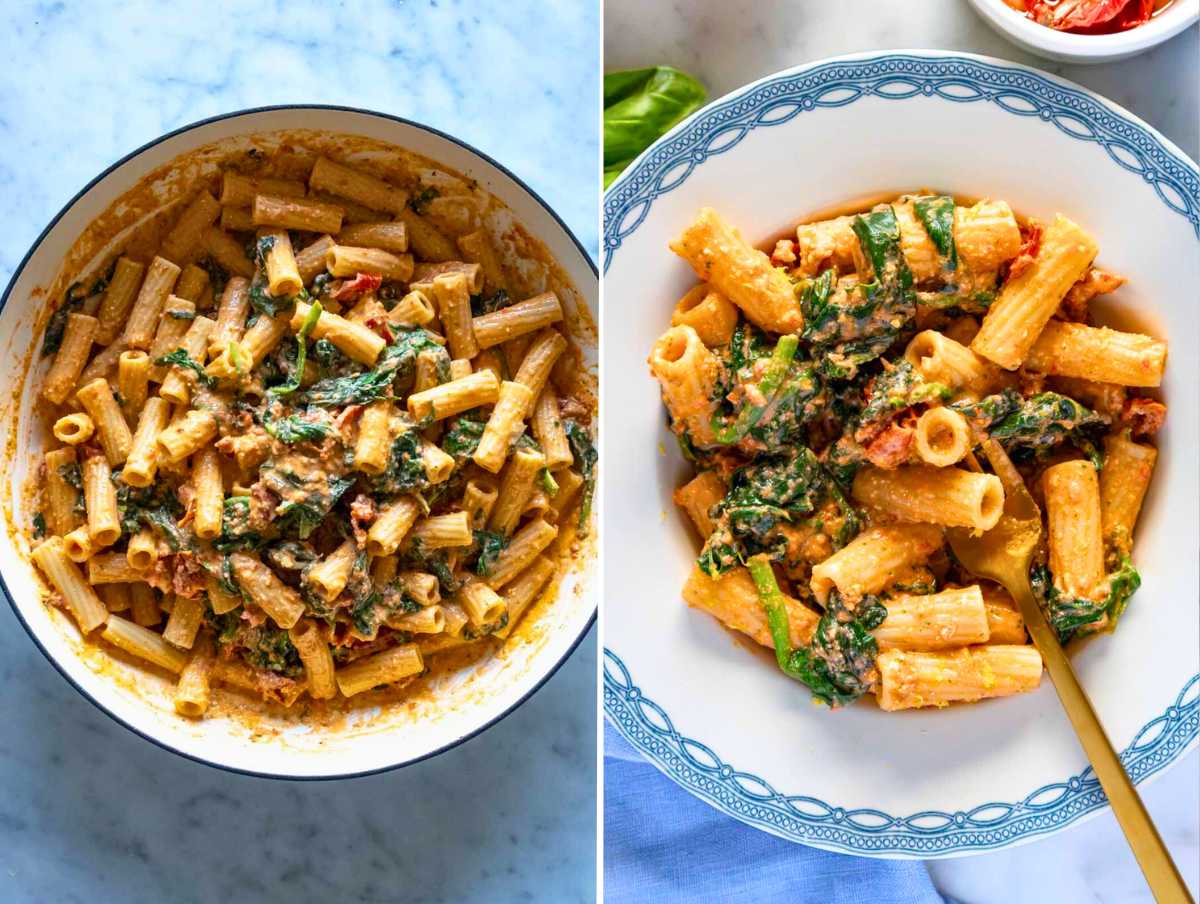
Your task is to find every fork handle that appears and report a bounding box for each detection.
[1009,580,1193,904]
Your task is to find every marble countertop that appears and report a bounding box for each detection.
[605,1,1198,901]
[0,3,598,903]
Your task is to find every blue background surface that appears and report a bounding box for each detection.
[0,3,598,902]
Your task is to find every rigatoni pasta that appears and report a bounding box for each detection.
[657,193,1165,712]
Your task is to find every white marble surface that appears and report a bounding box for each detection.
[605,1,1198,901]
[0,2,598,903]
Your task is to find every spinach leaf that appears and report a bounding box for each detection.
[1031,555,1141,643]
[213,496,266,552]
[198,257,229,298]
[239,624,303,676]
[369,431,428,496]
[141,506,193,552]
[261,409,329,444]
[856,360,950,434]
[563,419,597,534]
[473,530,508,577]
[154,348,216,389]
[711,334,799,444]
[275,474,355,539]
[950,388,1021,429]
[269,301,322,397]
[442,417,486,460]
[303,328,439,407]
[470,289,512,317]
[32,512,46,539]
[408,186,439,215]
[41,282,87,357]
[912,195,958,271]
[603,67,707,189]
[749,557,885,707]
[988,392,1107,467]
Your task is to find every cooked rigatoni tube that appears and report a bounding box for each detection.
[220,172,306,207]
[159,315,216,405]
[852,465,1004,532]
[1043,459,1106,602]
[1099,434,1157,556]
[207,276,250,357]
[88,553,144,584]
[261,229,303,297]
[522,489,552,523]
[398,571,440,607]
[421,441,455,484]
[392,605,445,635]
[872,586,990,651]
[458,580,507,628]
[397,208,458,262]
[191,447,223,540]
[294,235,336,285]
[125,527,158,571]
[681,564,817,650]
[292,300,383,365]
[488,447,545,536]
[1024,320,1167,388]
[412,347,445,394]
[485,517,558,589]
[953,199,1024,273]
[337,221,409,253]
[174,263,210,302]
[174,633,216,717]
[230,552,305,629]
[123,256,181,349]
[673,470,726,539]
[290,619,337,700]
[253,193,344,234]
[165,602,205,645]
[432,272,478,360]
[122,397,171,488]
[449,358,472,381]
[493,556,557,639]
[205,575,241,617]
[43,447,82,536]
[440,601,470,637]
[200,226,255,278]
[335,643,424,698]
[366,496,422,557]
[648,325,721,447]
[52,413,94,445]
[409,511,473,549]
[904,330,1005,399]
[670,284,738,347]
[532,385,572,469]
[61,526,94,563]
[893,199,942,282]
[32,537,108,634]
[146,296,196,382]
[462,476,500,530]
[208,311,290,379]
[306,539,358,602]
[161,191,221,264]
[513,328,567,404]
[456,230,506,294]
[876,645,1042,711]
[354,400,393,475]
[42,313,98,404]
[99,583,131,613]
[670,207,802,333]
[95,257,146,345]
[76,378,133,465]
[971,214,1098,370]
[548,468,584,523]
[913,407,971,467]
[103,616,188,672]
[129,583,161,627]
[117,350,150,422]
[309,156,408,214]
[410,261,485,294]
[156,410,217,464]
[473,381,533,473]
[810,524,944,604]
[472,292,563,350]
[980,585,1029,644]
[407,370,500,421]
[325,244,413,281]
[387,289,436,328]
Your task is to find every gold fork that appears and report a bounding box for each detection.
[947,439,1192,904]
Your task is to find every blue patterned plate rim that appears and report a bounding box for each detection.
[602,50,1199,857]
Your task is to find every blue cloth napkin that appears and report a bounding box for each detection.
[604,725,950,904]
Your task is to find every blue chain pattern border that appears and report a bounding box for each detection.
[606,650,1199,855]
[603,54,1199,273]
[603,53,1200,854]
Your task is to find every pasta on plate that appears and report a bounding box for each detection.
[28,149,597,719]
[651,194,1166,711]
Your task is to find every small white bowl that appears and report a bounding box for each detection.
[0,106,598,779]
[967,0,1198,63]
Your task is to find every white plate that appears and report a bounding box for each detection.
[0,106,597,779]
[602,52,1198,857]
